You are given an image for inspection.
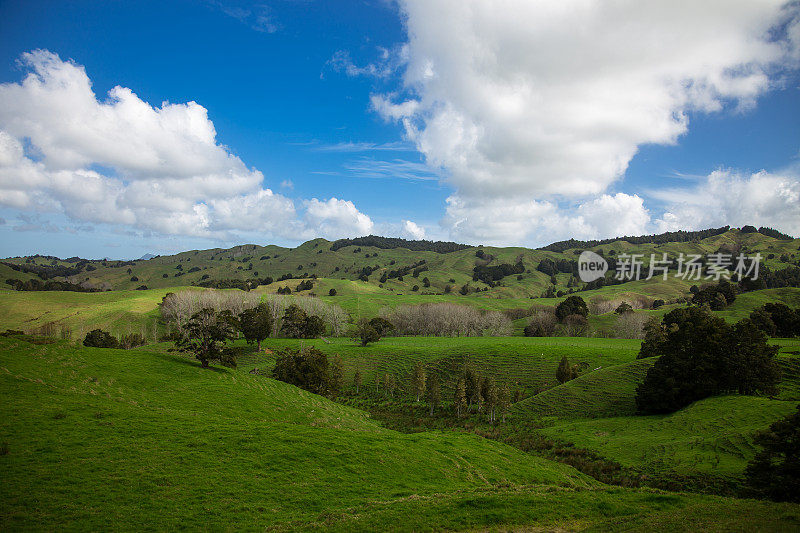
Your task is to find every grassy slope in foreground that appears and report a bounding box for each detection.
[538,394,799,480]
[3,338,799,531]
[0,336,593,530]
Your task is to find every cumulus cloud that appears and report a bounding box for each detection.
[375,0,800,242]
[303,198,374,240]
[402,219,426,240]
[653,169,800,236]
[0,50,374,242]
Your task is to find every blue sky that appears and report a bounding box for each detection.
[0,0,798,259]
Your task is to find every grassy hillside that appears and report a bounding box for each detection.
[513,358,657,421]
[246,336,641,397]
[0,335,598,530]
[538,395,799,481]
[3,228,798,300]
[3,336,799,531]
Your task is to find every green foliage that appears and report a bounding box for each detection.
[635,307,781,414]
[272,346,331,395]
[615,302,633,314]
[692,280,737,310]
[352,318,382,347]
[175,308,237,368]
[368,317,394,336]
[555,296,588,321]
[280,304,324,339]
[745,405,800,502]
[238,303,273,350]
[556,355,579,384]
[83,329,119,349]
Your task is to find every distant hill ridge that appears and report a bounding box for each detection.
[329,235,472,253]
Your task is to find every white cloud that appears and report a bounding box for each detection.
[302,197,374,240]
[571,194,651,240]
[653,169,800,236]
[375,0,800,241]
[402,220,426,240]
[0,50,376,242]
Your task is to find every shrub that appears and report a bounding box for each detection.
[119,333,145,349]
[560,314,589,336]
[555,295,588,321]
[272,346,331,395]
[524,311,557,337]
[328,288,337,296]
[384,303,511,337]
[83,329,119,349]
[615,302,633,314]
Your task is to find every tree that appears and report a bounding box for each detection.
[750,308,777,337]
[637,316,668,359]
[454,378,467,417]
[422,277,430,288]
[238,303,273,351]
[328,288,337,296]
[353,319,381,347]
[556,355,578,384]
[763,303,800,337]
[176,308,236,368]
[353,370,362,394]
[280,304,324,339]
[498,383,511,423]
[615,302,633,314]
[484,377,498,423]
[369,317,394,337]
[635,307,781,414]
[83,329,119,349]
[426,373,441,415]
[555,295,588,321]
[384,373,397,398]
[524,311,557,337]
[745,405,800,502]
[329,356,344,394]
[272,346,330,394]
[412,361,426,402]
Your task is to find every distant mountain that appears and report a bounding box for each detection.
[1,228,797,295]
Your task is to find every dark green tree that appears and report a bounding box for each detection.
[83,329,119,349]
[556,355,578,384]
[352,318,380,347]
[635,308,780,414]
[272,346,330,394]
[238,303,273,351]
[176,308,236,368]
[745,405,800,502]
[555,295,588,321]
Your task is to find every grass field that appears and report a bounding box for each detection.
[512,357,657,421]
[246,336,642,397]
[0,335,597,530]
[537,395,799,481]
[3,335,799,531]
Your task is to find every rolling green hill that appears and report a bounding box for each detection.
[244,336,642,397]
[3,335,799,531]
[3,227,798,301]
[513,358,657,421]
[537,395,799,482]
